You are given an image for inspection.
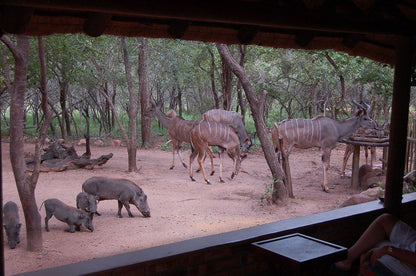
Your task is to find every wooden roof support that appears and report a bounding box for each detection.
[0,6,33,34]
[384,36,415,217]
[342,34,361,49]
[2,0,413,35]
[294,31,315,47]
[83,13,112,37]
[237,25,258,45]
[168,21,189,39]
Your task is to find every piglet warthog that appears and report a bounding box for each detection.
[76,192,98,218]
[40,198,94,233]
[3,201,21,249]
[82,177,151,218]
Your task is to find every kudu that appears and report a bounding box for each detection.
[148,103,215,173]
[189,120,242,184]
[272,103,375,192]
[340,122,385,177]
[202,109,252,153]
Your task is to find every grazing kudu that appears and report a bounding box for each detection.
[148,103,214,173]
[202,109,252,153]
[340,122,384,177]
[272,105,375,193]
[189,120,242,184]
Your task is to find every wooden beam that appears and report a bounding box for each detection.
[294,31,315,47]
[83,13,112,37]
[3,0,415,35]
[0,6,33,34]
[237,26,258,45]
[342,34,361,49]
[384,36,414,216]
[168,21,189,39]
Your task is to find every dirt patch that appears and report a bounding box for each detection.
[2,141,379,275]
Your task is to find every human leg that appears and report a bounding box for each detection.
[335,213,398,270]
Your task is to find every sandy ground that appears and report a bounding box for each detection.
[2,140,377,275]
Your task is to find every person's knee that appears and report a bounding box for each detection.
[376,213,398,230]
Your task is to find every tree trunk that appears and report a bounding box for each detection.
[139,38,151,148]
[221,51,233,110]
[237,45,247,122]
[2,35,43,251]
[121,37,139,172]
[60,81,72,138]
[208,46,220,109]
[216,43,287,202]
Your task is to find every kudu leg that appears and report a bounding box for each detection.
[196,148,214,174]
[189,149,198,182]
[208,147,215,176]
[177,148,188,168]
[341,145,352,178]
[321,150,331,193]
[197,151,211,184]
[170,141,178,170]
[218,151,225,183]
[231,156,238,179]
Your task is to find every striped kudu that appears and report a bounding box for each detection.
[189,120,242,184]
[202,109,252,153]
[272,105,375,193]
[148,103,214,172]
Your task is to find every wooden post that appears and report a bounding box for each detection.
[352,145,360,189]
[0,106,4,276]
[384,36,414,217]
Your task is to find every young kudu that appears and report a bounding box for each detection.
[202,109,252,153]
[148,103,214,172]
[272,105,375,193]
[189,120,242,184]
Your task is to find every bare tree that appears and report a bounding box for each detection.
[1,35,53,251]
[120,37,139,171]
[139,38,151,147]
[216,43,287,202]
[220,51,233,110]
[207,46,220,109]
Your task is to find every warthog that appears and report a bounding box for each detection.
[76,192,99,218]
[40,198,94,233]
[3,201,21,249]
[82,177,151,218]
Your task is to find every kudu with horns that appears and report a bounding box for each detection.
[189,120,243,184]
[148,102,214,172]
[202,109,252,153]
[272,102,375,193]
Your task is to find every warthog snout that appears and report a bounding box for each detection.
[141,210,151,217]
[8,239,19,249]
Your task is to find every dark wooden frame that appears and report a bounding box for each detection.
[0,1,415,275]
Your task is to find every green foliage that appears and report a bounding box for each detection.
[0,35,397,145]
[259,181,276,206]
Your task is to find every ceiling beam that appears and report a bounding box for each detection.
[168,21,189,39]
[294,31,315,47]
[0,6,33,34]
[3,0,415,35]
[83,13,112,37]
[237,26,258,45]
